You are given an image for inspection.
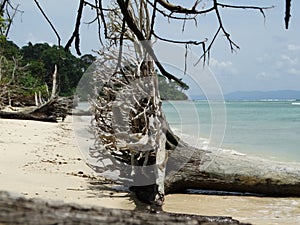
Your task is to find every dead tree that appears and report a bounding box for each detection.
[63,0,299,207]
[87,47,175,208]
[5,0,295,206]
[74,0,276,207]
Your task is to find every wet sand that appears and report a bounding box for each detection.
[0,117,300,225]
[165,194,300,225]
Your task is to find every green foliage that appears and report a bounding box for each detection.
[20,42,96,96]
[158,75,188,100]
[0,40,96,102]
[1,40,20,58]
[0,11,7,44]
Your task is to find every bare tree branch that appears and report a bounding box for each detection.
[152,32,205,46]
[33,0,61,47]
[95,0,104,45]
[146,0,198,21]
[156,0,215,15]
[195,27,221,66]
[285,0,292,29]
[213,0,239,53]
[115,0,129,72]
[116,0,188,89]
[65,0,85,55]
[148,0,157,40]
[0,0,8,12]
[217,3,274,12]
[4,3,19,37]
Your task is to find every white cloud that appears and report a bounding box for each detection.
[280,54,298,65]
[210,58,233,68]
[256,72,280,80]
[209,58,238,76]
[256,53,270,63]
[288,68,300,75]
[288,44,300,51]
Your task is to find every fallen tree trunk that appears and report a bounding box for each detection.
[0,191,249,225]
[0,97,73,122]
[165,141,300,196]
[0,110,57,122]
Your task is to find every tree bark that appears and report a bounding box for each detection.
[51,64,58,99]
[0,110,57,122]
[165,140,300,196]
[0,97,72,122]
[0,191,250,225]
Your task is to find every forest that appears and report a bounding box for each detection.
[0,40,94,104]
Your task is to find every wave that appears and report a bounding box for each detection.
[171,128,247,157]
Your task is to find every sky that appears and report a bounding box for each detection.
[7,0,300,94]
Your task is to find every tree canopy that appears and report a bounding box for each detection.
[0,40,96,107]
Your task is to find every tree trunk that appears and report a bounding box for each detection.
[0,110,57,122]
[165,140,300,196]
[0,97,72,122]
[51,64,58,99]
[0,191,250,225]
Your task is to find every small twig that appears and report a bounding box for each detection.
[195,26,221,66]
[184,44,188,74]
[152,32,204,46]
[217,3,274,12]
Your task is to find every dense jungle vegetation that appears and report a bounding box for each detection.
[0,41,187,101]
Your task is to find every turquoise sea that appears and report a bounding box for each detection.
[163,100,300,163]
[76,100,300,163]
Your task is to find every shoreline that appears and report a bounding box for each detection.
[164,100,300,164]
[0,117,300,225]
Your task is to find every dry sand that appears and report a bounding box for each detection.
[0,116,300,225]
[0,117,135,210]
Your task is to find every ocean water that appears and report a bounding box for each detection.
[75,101,300,163]
[162,100,300,163]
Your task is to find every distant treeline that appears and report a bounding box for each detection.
[0,40,187,100]
[158,75,188,100]
[0,40,95,97]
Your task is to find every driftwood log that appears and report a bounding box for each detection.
[0,97,73,122]
[0,191,250,225]
[0,64,73,122]
[165,141,300,196]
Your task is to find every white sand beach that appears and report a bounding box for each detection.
[0,117,134,210]
[0,117,300,225]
